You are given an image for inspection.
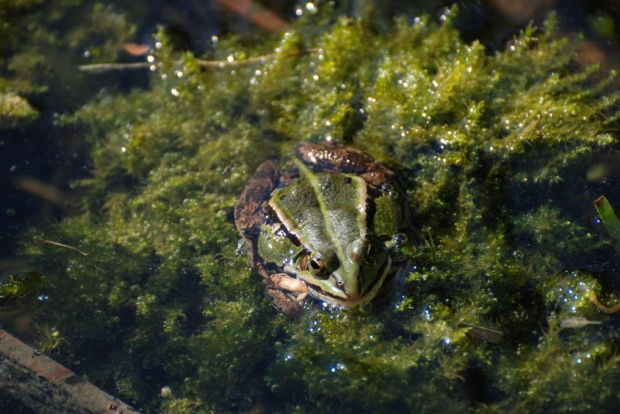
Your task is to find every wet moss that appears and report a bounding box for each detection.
[0,92,38,126]
[4,3,620,413]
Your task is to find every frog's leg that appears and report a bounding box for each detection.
[235,161,304,315]
[269,273,309,295]
[295,142,395,188]
[259,263,305,315]
[235,160,280,238]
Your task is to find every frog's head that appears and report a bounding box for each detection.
[296,236,392,307]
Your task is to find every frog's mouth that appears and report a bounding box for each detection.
[303,257,392,307]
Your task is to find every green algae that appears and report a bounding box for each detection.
[3,3,620,412]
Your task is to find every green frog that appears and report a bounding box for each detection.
[235,142,416,314]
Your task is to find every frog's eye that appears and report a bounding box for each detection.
[362,240,384,264]
[309,254,328,278]
[346,239,380,264]
[364,242,377,259]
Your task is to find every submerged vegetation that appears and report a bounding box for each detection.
[3,1,620,412]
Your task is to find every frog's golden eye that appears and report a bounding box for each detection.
[309,254,328,278]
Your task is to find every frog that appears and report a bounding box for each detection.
[234,142,417,315]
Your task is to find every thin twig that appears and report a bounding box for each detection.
[589,291,620,314]
[41,240,89,257]
[78,49,321,73]
[78,62,151,73]
[12,177,78,210]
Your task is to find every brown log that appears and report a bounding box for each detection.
[0,329,138,414]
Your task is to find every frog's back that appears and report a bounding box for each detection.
[269,172,367,256]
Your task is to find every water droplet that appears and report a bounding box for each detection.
[394,233,408,245]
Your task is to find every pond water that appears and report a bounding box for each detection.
[2,1,620,412]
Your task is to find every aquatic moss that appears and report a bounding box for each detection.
[0,0,134,100]
[0,92,38,126]
[8,4,620,413]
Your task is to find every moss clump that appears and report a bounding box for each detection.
[7,4,620,413]
[0,92,38,126]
